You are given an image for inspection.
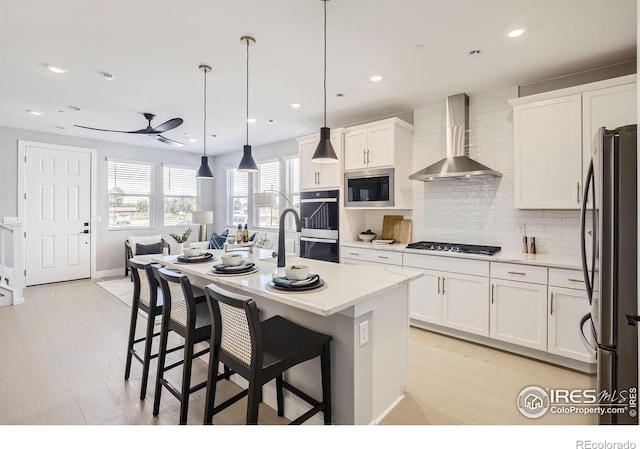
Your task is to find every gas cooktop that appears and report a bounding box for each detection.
[405,241,501,256]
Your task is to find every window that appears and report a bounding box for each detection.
[254,160,280,228]
[107,159,153,229]
[163,165,197,226]
[227,168,249,225]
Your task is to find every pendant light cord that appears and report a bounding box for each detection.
[323,0,327,128]
[246,38,250,145]
[203,68,207,157]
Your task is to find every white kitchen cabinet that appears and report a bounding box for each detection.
[344,118,413,171]
[547,268,596,363]
[408,269,441,325]
[513,94,582,209]
[298,129,343,190]
[490,279,548,351]
[442,273,490,337]
[511,74,637,210]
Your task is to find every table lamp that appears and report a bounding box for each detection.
[191,210,214,242]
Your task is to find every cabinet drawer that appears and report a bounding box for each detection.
[341,247,403,266]
[403,253,489,277]
[491,262,547,285]
[548,268,588,290]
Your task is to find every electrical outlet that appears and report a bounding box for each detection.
[359,320,369,346]
[518,224,526,236]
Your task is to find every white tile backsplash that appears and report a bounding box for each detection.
[364,86,586,256]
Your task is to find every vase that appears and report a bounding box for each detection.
[174,242,183,255]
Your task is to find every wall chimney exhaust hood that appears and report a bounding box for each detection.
[409,93,501,181]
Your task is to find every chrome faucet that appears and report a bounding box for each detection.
[277,208,301,268]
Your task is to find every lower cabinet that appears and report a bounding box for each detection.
[489,279,548,351]
[408,269,441,325]
[442,273,490,337]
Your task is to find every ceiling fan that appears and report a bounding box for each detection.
[75,112,185,147]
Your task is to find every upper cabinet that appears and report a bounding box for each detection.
[344,118,414,171]
[510,75,637,209]
[297,128,344,191]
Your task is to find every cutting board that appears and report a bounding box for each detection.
[381,215,403,240]
[392,219,413,244]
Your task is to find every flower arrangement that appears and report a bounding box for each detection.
[169,228,192,243]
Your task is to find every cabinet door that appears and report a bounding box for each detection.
[582,83,637,185]
[548,286,595,363]
[367,124,394,168]
[409,269,442,325]
[344,129,368,171]
[317,133,343,188]
[513,95,582,209]
[490,279,547,351]
[442,273,489,336]
[299,138,319,190]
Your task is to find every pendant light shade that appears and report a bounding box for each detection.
[311,0,338,163]
[237,36,258,173]
[196,64,214,179]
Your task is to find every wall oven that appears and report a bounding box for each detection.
[299,190,339,263]
[345,167,394,207]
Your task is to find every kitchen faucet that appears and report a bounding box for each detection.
[277,208,301,268]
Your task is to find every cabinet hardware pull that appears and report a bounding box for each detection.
[577,182,580,203]
[550,292,554,315]
[366,149,370,165]
[442,277,445,294]
[568,278,584,283]
[377,255,388,259]
[363,150,366,165]
[350,252,359,256]
[507,271,526,275]
[437,276,440,294]
[491,284,495,304]
[317,171,320,184]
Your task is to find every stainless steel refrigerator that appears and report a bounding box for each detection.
[580,124,638,425]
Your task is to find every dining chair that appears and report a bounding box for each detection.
[203,283,332,425]
[153,267,231,424]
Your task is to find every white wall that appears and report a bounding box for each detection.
[0,126,203,273]
[364,87,583,256]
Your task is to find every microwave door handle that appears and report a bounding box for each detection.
[580,159,594,303]
[300,237,337,244]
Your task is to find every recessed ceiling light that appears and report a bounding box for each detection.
[99,71,115,80]
[247,118,256,124]
[27,110,43,116]
[370,75,383,82]
[415,44,425,50]
[289,103,301,109]
[267,119,275,125]
[507,28,526,38]
[188,138,197,143]
[46,65,68,74]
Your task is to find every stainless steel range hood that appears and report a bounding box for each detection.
[409,93,501,181]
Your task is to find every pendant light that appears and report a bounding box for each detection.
[196,64,214,179]
[311,0,338,163]
[237,35,258,172]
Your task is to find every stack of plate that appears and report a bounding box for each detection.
[269,274,324,292]
[372,239,393,249]
[176,253,215,263]
[209,260,258,275]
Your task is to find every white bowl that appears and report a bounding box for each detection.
[285,265,309,281]
[359,233,376,242]
[220,253,243,266]
[183,247,201,257]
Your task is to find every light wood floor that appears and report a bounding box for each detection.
[0,278,595,425]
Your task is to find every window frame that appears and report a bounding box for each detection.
[162,163,200,228]
[253,158,281,229]
[226,166,251,227]
[107,158,155,231]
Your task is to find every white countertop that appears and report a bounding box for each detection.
[151,251,423,317]
[341,241,583,270]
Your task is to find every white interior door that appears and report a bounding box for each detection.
[25,145,91,285]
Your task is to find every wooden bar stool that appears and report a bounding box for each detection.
[203,284,332,425]
[153,268,231,425]
[125,258,183,400]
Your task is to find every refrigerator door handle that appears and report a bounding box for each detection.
[579,312,597,356]
[580,159,595,303]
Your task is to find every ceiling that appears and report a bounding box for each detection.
[0,0,636,156]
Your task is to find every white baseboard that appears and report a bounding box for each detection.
[93,268,125,279]
[371,394,404,425]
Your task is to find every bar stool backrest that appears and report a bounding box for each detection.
[129,258,160,307]
[205,284,263,370]
[157,268,196,329]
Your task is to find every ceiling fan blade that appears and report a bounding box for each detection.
[74,124,145,133]
[152,118,183,133]
[153,134,185,148]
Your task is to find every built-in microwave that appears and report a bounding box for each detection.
[345,167,394,207]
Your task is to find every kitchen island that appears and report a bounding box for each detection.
[151,251,423,425]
